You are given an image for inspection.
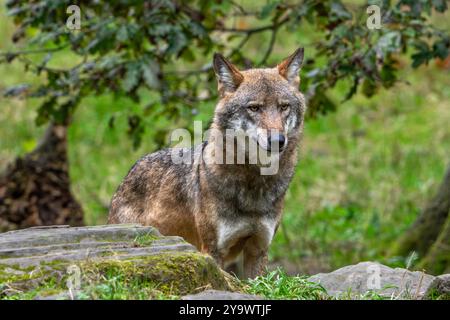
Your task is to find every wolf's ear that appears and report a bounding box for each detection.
[277,47,304,87]
[213,53,244,95]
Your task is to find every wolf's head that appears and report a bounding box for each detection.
[212,48,306,153]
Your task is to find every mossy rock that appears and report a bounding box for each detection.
[0,224,239,299]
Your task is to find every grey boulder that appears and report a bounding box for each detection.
[308,261,435,299]
[424,274,450,299]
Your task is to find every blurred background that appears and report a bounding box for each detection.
[0,0,449,275]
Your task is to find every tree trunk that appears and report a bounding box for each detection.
[392,164,450,274]
[419,213,450,274]
[0,122,84,232]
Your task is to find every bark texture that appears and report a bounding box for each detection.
[393,164,450,274]
[0,122,83,232]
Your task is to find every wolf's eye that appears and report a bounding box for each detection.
[248,104,261,112]
[280,103,290,111]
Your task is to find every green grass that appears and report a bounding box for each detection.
[271,67,450,273]
[1,1,449,279]
[244,268,329,300]
[242,268,433,300]
[75,270,178,300]
[2,266,178,300]
[133,232,158,247]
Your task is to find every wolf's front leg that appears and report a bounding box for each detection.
[243,237,269,279]
[199,239,225,269]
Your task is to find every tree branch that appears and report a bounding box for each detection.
[212,16,290,34]
[259,26,278,66]
[0,45,67,57]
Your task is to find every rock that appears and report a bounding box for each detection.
[308,261,435,299]
[0,224,238,299]
[181,290,264,300]
[424,274,450,300]
[34,292,70,300]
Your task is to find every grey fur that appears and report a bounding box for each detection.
[109,48,306,278]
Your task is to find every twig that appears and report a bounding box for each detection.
[18,55,88,74]
[212,16,290,34]
[229,0,247,15]
[259,26,278,66]
[149,10,291,80]
[166,32,252,77]
[0,45,67,57]
[165,65,211,77]
[228,33,251,58]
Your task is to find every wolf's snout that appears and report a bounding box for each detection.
[267,132,286,151]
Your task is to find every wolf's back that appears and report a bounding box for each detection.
[108,146,198,224]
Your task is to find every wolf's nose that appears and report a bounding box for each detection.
[268,133,286,151]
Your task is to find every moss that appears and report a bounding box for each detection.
[0,264,43,284]
[132,233,159,247]
[78,252,233,296]
[424,286,450,300]
[0,259,73,299]
[2,277,66,300]
[40,259,70,269]
[76,275,175,300]
[1,251,240,299]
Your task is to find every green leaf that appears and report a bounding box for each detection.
[433,39,449,60]
[432,0,448,12]
[36,97,57,126]
[122,62,141,92]
[380,63,397,88]
[127,114,145,149]
[330,2,352,21]
[166,31,188,55]
[361,78,379,97]
[142,61,159,89]
[259,1,278,19]
[306,86,337,118]
[343,76,359,102]
[116,25,129,43]
[411,41,433,68]
[377,31,401,56]
[411,52,432,68]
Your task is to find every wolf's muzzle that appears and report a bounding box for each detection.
[267,132,286,152]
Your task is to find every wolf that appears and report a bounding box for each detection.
[108,48,306,278]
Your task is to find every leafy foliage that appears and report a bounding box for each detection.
[1,0,448,146]
[244,268,329,299]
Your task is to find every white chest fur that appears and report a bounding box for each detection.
[217,216,277,256]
